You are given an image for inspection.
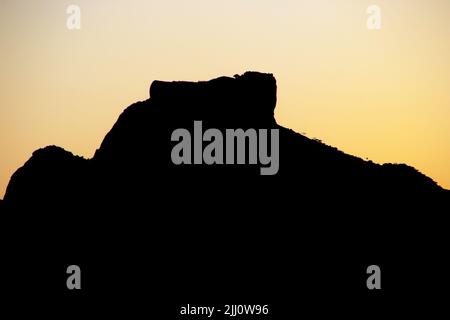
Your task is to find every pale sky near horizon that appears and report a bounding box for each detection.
[1,0,450,197]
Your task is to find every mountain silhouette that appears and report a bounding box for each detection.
[2,72,449,315]
[3,71,447,207]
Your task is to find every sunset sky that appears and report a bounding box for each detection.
[1,0,450,197]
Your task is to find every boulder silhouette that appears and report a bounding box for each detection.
[2,72,448,315]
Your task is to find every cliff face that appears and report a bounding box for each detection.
[93,72,277,164]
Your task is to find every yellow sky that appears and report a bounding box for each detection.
[1,0,450,197]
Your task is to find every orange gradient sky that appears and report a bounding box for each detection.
[1,0,450,197]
